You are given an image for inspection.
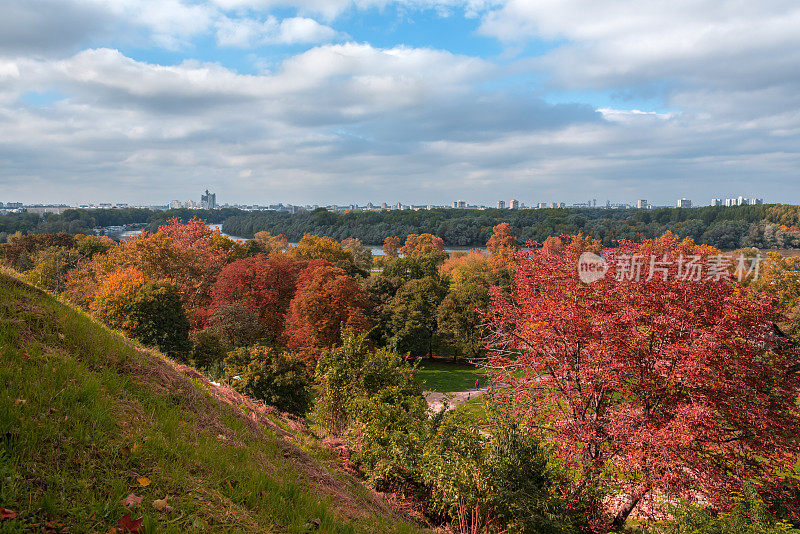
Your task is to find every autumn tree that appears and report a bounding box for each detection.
[749,251,800,338]
[289,234,355,272]
[91,267,190,359]
[382,236,402,258]
[436,250,499,359]
[487,233,800,529]
[400,233,445,257]
[284,260,372,357]
[253,231,288,255]
[341,238,373,271]
[65,219,228,321]
[210,254,304,340]
[486,223,518,266]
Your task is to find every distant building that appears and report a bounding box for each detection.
[510,199,520,210]
[725,198,736,207]
[201,189,217,210]
[753,198,763,205]
[497,200,505,209]
[711,198,723,206]
[25,205,71,216]
[677,198,692,208]
[636,199,648,209]
[168,200,182,210]
[537,202,548,209]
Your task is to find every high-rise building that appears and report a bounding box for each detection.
[753,198,763,205]
[677,198,692,208]
[201,189,217,210]
[497,200,505,209]
[168,200,182,210]
[510,199,520,210]
[452,200,466,208]
[636,199,648,209]
[711,198,723,206]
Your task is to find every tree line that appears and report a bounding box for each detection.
[223,204,800,249]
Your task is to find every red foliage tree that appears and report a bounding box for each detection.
[210,254,305,340]
[284,260,371,357]
[487,234,800,529]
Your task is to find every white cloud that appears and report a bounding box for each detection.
[215,16,339,47]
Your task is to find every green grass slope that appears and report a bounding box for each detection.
[0,271,422,534]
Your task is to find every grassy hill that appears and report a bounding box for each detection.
[0,270,423,534]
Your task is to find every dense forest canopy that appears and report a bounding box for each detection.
[4,204,800,250]
[222,204,800,249]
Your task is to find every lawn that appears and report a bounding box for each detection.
[415,359,485,392]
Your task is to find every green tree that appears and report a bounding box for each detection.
[436,280,491,359]
[388,276,447,357]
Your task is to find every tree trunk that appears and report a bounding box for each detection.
[611,487,649,530]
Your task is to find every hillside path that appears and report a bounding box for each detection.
[424,387,489,412]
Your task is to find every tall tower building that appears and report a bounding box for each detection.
[201,189,217,210]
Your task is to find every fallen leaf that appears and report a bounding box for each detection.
[122,493,142,508]
[13,399,25,407]
[0,508,17,520]
[117,513,143,534]
[137,477,151,487]
[130,442,140,454]
[152,496,169,511]
[107,528,118,534]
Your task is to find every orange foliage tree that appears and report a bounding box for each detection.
[485,223,518,265]
[382,236,402,258]
[400,233,445,257]
[284,260,372,357]
[65,218,232,324]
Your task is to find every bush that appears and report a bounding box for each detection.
[315,334,429,488]
[657,488,800,534]
[191,328,227,373]
[422,406,574,534]
[224,345,312,416]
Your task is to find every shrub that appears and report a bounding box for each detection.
[315,334,429,488]
[191,328,227,373]
[657,488,800,534]
[224,345,312,416]
[422,406,574,534]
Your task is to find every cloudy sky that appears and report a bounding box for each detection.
[1,0,799,207]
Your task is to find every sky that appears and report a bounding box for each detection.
[1,0,799,207]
